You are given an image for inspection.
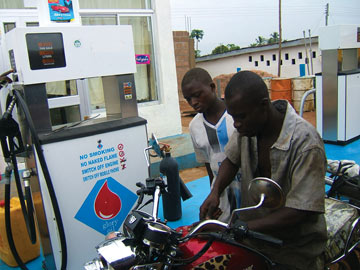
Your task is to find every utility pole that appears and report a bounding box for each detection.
[278,0,282,77]
[325,3,329,26]
[303,30,310,76]
[308,29,314,75]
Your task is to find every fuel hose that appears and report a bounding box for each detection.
[9,139,37,244]
[13,89,68,270]
[2,94,36,270]
[4,166,29,270]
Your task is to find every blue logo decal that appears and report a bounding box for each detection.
[75,177,137,235]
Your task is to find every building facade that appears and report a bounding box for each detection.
[196,37,321,79]
[0,0,182,140]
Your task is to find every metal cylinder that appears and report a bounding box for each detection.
[160,152,182,221]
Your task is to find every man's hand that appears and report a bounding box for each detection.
[199,191,220,220]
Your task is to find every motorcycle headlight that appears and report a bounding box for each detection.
[96,236,137,270]
[84,258,106,270]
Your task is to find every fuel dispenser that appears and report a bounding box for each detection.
[1,25,149,270]
[316,25,360,144]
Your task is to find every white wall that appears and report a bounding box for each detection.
[196,43,322,79]
[138,0,182,138]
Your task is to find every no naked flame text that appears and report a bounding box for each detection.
[79,145,126,182]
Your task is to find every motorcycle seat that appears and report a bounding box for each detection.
[323,197,360,264]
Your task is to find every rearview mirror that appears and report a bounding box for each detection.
[248,177,285,209]
[229,177,285,226]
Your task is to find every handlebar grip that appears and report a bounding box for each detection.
[247,230,283,247]
[136,182,145,188]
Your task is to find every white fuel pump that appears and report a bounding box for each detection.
[2,25,150,270]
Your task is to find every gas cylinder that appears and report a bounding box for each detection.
[160,150,182,221]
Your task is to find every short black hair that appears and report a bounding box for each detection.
[225,71,269,103]
[181,68,213,90]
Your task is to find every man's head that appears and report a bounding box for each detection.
[181,68,217,114]
[225,71,270,137]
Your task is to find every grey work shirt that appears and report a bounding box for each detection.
[225,100,327,270]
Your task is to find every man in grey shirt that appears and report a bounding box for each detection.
[200,71,327,270]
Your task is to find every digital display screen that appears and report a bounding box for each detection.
[26,33,66,70]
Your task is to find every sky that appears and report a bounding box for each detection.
[169,0,360,56]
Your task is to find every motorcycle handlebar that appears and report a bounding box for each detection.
[232,220,283,247]
[247,230,283,247]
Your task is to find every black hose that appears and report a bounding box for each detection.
[13,89,67,270]
[4,167,29,270]
[24,182,36,244]
[9,142,36,244]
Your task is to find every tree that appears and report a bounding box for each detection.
[190,29,204,51]
[268,32,280,44]
[212,44,229,55]
[226,44,240,51]
[211,43,240,55]
[255,36,267,46]
[195,50,201,58]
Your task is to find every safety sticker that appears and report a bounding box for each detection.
[75,177,137,235]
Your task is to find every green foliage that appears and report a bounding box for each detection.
[195,50,201,58]
[227,43,240,50]
[255,36,267,46]
[190,29,204,51]
[267,32,280,44]
[212,44,229,54]
[190,29,204,41]
[211,43,240,55]
[250,32,281,47]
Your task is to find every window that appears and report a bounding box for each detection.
[292,59,296,65]
[249,56,252,62]
[255,61,258,67]
[26,22,39,27]
[285,53,289,60]
[50,105,81,126]
[298,52,303,59]
[312,51,316,58]
[79,0,151,9]
[46,80,81,126]
[81,11,158,105]
[266,60,270,66]
[272,54,276,61]
[260,55,264,61]
[280,60,283,65]
[3,22,15,33]
[0,1,26,8]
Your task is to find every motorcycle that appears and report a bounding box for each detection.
[84,137,360,270]
[84,175,360,270]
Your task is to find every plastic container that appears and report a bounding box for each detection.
[270,78,292,104]
[0,197,40,266]
[291,77,315,113]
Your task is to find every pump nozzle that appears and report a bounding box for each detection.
[0,69,13,89]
